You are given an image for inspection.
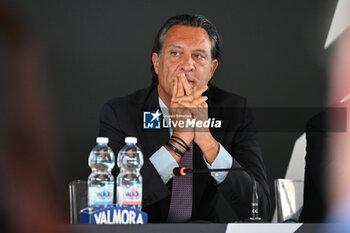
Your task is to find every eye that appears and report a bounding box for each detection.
[193,53,206,60]
[170,51,180,56]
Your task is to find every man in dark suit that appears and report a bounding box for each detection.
[300,1,350,222]
[299,103,348,223]
[99,14,270,222]
[299,111,327,222]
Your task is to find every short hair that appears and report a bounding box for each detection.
[151,14,222,84]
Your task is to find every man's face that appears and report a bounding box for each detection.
[152,25,218,99]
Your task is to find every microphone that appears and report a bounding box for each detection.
[173,167,262,222]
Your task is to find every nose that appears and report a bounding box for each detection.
[180,53,194,73]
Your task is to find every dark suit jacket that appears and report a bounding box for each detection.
[299,104,346,222]
[299,112,326,222]
[99,84,271,222]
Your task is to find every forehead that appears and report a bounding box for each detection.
[163,25,211,51]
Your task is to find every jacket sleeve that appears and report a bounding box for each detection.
[299,113,325,222]
[217,99,271,221]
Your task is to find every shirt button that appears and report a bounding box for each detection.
[215,173,219,177]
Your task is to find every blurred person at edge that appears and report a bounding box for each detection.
[0,4,67,233]
[298,0,350,224]
[318,0,350,231]
[327,25,350,224]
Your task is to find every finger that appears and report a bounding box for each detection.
[178,96,208,108]
[174,95,207,105]
[180,74,193,95]
[173,85,208,102]
[173,95,194,103]
[192,85,208,99]
[171,76,178,101]
[200,101,208,108]
[176,101,194,109]
[176,75,185,98]
[176,102,200,117]
[191,96,208,106]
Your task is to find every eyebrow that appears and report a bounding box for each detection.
[193,49,208,55]
[167,44,183,49]
[167,44,209,55]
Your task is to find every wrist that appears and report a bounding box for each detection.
[170,136,190,152]
[201,138,219,153]
[168,140,186,154]
[165,142,183,163]
[196,133,219,165]
[172,132,193,146]
[194,131,213,149]
[202,141,219,165]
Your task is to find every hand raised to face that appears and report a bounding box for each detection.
[168,73,195,146]
[171,73,219,160]
[172,73,208,122]
[168,73,218,164]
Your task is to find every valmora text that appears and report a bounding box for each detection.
[94,209,144,224]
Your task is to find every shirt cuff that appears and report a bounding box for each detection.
[203,143,233,184]
[149,146,179,184]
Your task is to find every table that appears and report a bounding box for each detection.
[60,223,333,233]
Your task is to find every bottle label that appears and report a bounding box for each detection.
[88,182,114,206]
[117,185,142,206]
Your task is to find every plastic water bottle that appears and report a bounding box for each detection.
[116,137,144,210]
[88,137,115,208]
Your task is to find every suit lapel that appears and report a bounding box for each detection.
[136,85,170,158]
[135,85,171,221]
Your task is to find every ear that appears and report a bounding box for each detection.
[210,59,218,77]
[152,52,160,75]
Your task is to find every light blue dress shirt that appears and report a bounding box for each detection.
[149,97,233,184]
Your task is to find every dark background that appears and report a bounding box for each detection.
[5,0,337,222]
